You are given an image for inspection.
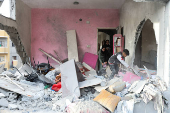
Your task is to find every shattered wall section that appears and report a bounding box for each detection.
[15,0,31,57]
[120,0,166,82]
[0,14,29,63]
[163,1,170,86]
[133,0,169,3]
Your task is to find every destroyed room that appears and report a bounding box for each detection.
[0,0,170,113]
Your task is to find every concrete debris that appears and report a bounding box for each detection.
[8,104,18,110]
[45,70,58,84]
[79,78,102,88]
[108,81,126,92]
[114,99,135,113]
[66,100,110,113]
[0,64,5,74]
[0,93,5,98]
[95,77,121,92]
[60,59,80,98]
[0,52,168,113]
[128,80,147,94]
[0,98,8,107]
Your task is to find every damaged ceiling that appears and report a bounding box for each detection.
[134,0,169,3]
[21,0,126,9]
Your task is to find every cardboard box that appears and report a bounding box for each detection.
[93,90,120,112]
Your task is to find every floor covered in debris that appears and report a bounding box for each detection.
[0,59,169,113]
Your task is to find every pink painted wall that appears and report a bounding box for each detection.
[31,9,120,64]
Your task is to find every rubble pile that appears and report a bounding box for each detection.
[0,49,169,113]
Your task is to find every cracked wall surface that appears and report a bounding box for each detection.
[134,0,169,3]
[120,0,167,84]
[0,0,31,63]
[0,15,28,63]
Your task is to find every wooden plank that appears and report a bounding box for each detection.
[60,59,80,98]
[66,30,79,62]
[79,78,102,88]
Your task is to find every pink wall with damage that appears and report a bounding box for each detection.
[31,9,119,64]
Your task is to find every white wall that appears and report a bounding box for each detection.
[120,0,167,83]
[0,0,10,18]
[164,1,170,86]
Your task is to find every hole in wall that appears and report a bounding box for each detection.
[0,23,27,67]
[79,18,82,21]
[134,19,157,70]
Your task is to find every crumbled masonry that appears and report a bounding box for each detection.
[0,62,169,113]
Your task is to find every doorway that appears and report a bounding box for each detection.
[134,19,157,70]
[97,28,117,70]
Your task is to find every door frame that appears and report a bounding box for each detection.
[97,27,116,54]
[96,27,117,71]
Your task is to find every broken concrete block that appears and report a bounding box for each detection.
[0,93,5,98]
[100,81,107,87]
[108,81,126,93]
[8,104,18,109]
[79,78,102,88]
[0,98,8,107]
[60,59,80,98]
[95,77,120,92]
[128,80,146,94]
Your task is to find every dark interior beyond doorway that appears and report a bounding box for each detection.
[97,29,117,70]
[134,19,157,70]
[98,29,117,55]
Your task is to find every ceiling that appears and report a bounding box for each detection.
[21,0,126,9]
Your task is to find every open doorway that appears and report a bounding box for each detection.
[134,19,157,70]
[97,28,117,70]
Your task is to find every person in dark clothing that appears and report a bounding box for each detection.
[108,49,130,79]
[98,46,109,70]
[105,40,111,54]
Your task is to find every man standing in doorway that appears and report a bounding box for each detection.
[108,49,130,79]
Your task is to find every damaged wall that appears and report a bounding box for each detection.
[16,0,31,57]
[31,9,119,64]
[140,19,157,70]
[164,1,170,86]
[120,0,166,82]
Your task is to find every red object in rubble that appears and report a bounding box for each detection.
[52,82,61,92]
